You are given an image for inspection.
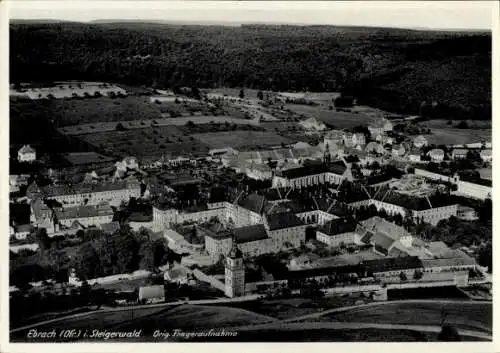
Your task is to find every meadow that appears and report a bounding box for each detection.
[79,126,210,159]
[192,131,295,150]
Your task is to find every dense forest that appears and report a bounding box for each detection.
[10,22,491,119]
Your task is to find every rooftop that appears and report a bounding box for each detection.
[54,203,114,220]
[34,177,140,198]
[18,145,35,154]
[63,152,115,166]
[373,189,457,211]
[233,224,269,244]
[318,217,357,236]
[363,256,423,273]
[360,216,410,240]
[265,212,305,230]
[237,193,267,214]
[138,285,165,299]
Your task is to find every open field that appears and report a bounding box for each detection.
[418,119,491,145]
[189,327,432,342]
[79,126,210,159]
[314,301,492,333]
[422,129,491,146]
[10,304,276,342]
[192,131,295,150]
[286,104,372,129]
[260,121,304,133]
[58,116,259,135]
[15,95,220,128]
[10,82,127,100]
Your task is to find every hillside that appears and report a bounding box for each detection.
[9,22,491,119]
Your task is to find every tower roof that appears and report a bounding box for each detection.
[228,244,243,259]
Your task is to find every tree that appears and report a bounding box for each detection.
[257,90,264,100]
[138,240,155,271]
[438,325,461,341]
[35,228,51,251]
[399,271,408,281]
[413,269,423,280]
[75,243,101,280]
[239,89,245,99]
[116,122,127,131]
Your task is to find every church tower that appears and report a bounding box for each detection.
[225,245,245,298]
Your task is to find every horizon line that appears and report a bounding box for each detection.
[8,18,492,32]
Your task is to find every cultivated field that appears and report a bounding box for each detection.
[315,301,492,333]
[11,304,276,342]
[10,82,127,100]
[79,126,210,159]
[29,96,222,128]
[422,129,491,146]
[286,104,372,129]
[58,116,259,135]
[420,119,491,145]
[192,131,295,150]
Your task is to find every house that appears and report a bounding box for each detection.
[406,148,422,163]
[391,144,406,157]
[316,217,360,247]
[375,133,394,146]
[480,149,492,163]
[17,145,36,163]
[451,149,468,160]
[27,177,141,207]
[352,133,366,146]
[138,285,165,304]
[427,149,445,163]
[115,156,139,172]
[413,135,428,148]
[357,217,413,256]
[54,203,115,229]
[323,130,344,154]
[368,118,393,137]
[13,224,33,240]
[456,206,479,221]
[299,118,327,131]
[272,161,348,189]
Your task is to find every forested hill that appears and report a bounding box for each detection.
[10,22,491,119]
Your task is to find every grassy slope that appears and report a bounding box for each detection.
[315,301,492,333]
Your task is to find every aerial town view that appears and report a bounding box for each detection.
[6,1,494,345]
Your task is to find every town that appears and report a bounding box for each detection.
[10,81,492,336]
[7,11,493,343]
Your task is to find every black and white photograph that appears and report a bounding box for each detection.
[2,0,497,347]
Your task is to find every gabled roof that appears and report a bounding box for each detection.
[233,224,269,244]
[318,217,357,236]
[360,216,410,240]
[363,256,423,273]
[237,193,267,214]
[18,145,35,154]
[265,212,305,230]
[138,285,165,299]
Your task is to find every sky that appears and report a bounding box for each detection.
[7,1,496,31]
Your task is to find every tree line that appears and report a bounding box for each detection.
[10,23,491,119]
